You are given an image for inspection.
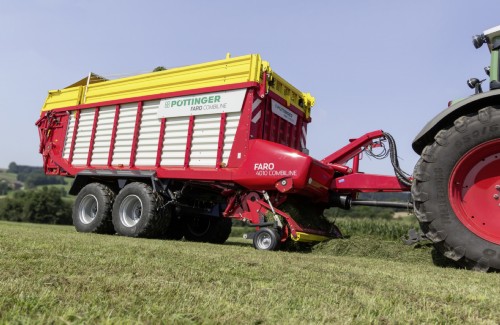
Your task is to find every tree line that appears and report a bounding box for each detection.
[8,162,66,189]
[0,162,71,224]
[0,186,72,225]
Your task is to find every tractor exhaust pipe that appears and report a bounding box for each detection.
[351,200,413,210]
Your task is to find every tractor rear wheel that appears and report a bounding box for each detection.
[412,106,500,271]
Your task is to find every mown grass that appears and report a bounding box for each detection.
[232,217,419,241]
[1,221,500,324]
[335,217,419,240]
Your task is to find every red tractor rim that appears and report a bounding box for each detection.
[449,139,500,244]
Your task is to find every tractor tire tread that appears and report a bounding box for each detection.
[412,106,500,271]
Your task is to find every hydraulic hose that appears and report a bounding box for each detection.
[382,132,413,187]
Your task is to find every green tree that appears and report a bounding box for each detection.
[19,172,66,188]
[0,187,72,225]
[0,181,10,195]
[0,196,24,221]
[7,162,18,173]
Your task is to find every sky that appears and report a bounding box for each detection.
[1,0,499,176]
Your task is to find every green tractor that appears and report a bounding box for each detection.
[412,25,500,271]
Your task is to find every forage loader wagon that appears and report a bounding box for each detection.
[37,25,500,271]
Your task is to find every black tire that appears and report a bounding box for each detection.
[112,182,169,238]
[162,206,184,240]
[73,183,115,234]
[412,106,500,271]
[183,215,232,244]
[253,228,281,251]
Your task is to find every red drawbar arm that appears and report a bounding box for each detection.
[321,130,385,165]
[331,173,411,192]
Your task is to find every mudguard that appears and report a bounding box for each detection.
[412,89,500,154]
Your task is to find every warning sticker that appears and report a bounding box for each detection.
[271,100,297,125]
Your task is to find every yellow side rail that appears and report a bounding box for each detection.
[41,54,315,114]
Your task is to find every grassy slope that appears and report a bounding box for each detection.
[1,221,500,324]
[0,172,17,184]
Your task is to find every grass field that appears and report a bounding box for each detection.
[1,221,500,324]
[0,171,17,184]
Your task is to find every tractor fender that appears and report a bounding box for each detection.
[412,89,500,154]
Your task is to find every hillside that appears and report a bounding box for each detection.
[0,169,17,183]
[0,169,19,195]
[0,163,69,195]
[1,221,499,324]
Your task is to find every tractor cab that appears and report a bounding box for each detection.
[472,25,500,90]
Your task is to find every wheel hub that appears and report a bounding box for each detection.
[119,195,143,227]
[449,139,500,244]
[79,194,98,224]
[186,216,211,237]
[256,232,272,250]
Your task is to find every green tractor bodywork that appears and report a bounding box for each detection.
[413,25,500,154]
[491,45,500,86]
[485,29,500,87]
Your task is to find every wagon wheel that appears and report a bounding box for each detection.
[161,205,184,240]
[73,183,115,234]
[253,228,281,251]
[183,215,232,244]
[112,182,169,238]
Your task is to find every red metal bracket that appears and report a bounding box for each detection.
[216,113,227,168]
[184,115,195,168]
[224,191,336,240]
[107,104,120,167]
[68,110,81,165]
[331,173,411,192]
[86,107,99,167]
[258,71,267,99]
[321,130,385,165]
[129,102,143,167]
[275,178,293,193]
[155,118,166,168]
